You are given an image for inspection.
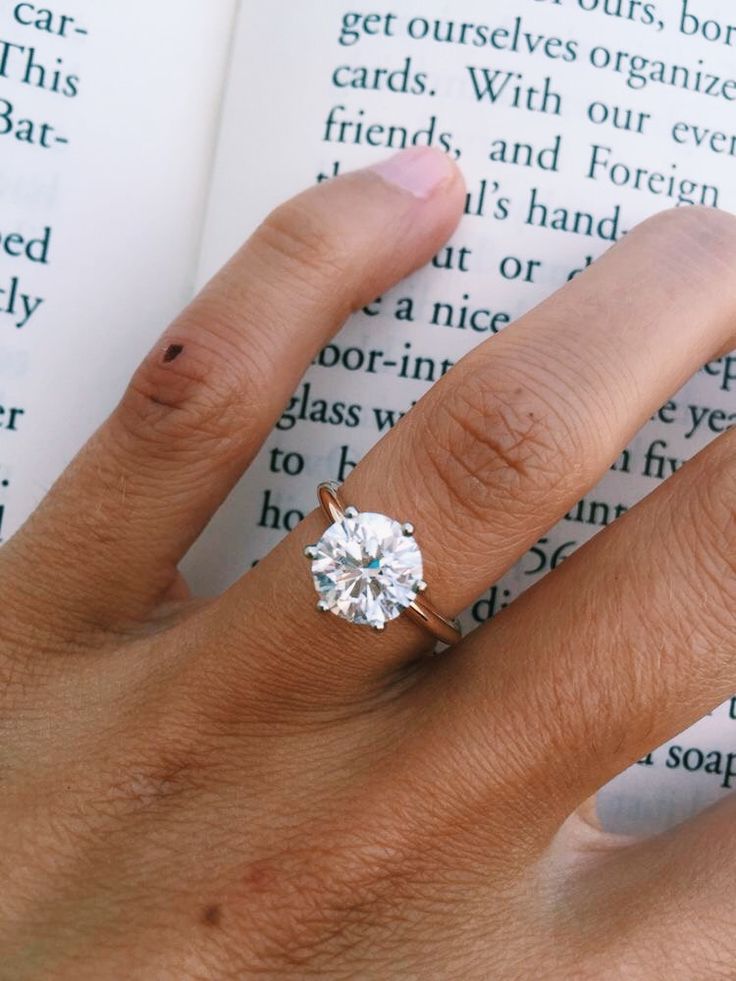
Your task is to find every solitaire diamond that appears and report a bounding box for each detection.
[307,511,424,629]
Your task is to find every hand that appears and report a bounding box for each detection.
[3,147,736,980]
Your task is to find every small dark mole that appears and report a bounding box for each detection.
[202,904,223,927]
[163,343,184,364]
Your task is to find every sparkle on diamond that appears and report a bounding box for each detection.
[310,512,423,628]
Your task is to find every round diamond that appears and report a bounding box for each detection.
[309,511,423,629]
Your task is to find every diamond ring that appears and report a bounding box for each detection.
[304,482,461,646]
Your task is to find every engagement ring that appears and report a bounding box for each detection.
[304,482,461,646]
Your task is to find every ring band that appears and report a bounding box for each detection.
[304,482,461,647]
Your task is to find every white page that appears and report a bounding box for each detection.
[0,0,238,540]
[194,0,736,834]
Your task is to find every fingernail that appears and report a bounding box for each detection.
[369,147,456,200]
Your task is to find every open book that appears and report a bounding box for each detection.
[2,0,735,835]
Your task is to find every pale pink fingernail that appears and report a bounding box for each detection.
[369,147,457,200]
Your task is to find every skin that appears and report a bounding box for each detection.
[2,146,736,979]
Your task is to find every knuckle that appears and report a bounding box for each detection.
[420,366,585,522]
[114,328,261,459]
[97,752,204,817]
[255,196,353,302]
[90,704,216,818]
[233,835,418,974]
[636,206,736,276]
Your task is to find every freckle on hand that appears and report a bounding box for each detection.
[163,344,184,364]
[202,904,222,927]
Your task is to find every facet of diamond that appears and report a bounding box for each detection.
[308,511,424,629]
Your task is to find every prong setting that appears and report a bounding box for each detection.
[309,480,461,645]
[307,506,423,631]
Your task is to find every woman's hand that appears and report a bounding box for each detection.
[3,147,736,980]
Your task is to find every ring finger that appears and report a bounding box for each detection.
[219,206,736,698]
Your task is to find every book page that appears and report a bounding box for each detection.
[195,0,736,834]
[0,0,238,540]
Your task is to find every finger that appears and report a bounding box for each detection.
[216,207,736,697]
[4,149,465,631]
[554,794,736,977]
[410,420,736,837]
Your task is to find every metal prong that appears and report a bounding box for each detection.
[345,506,359,519]
[317,600,330,613]
[402,522,415,537]
[416,580,428,593]
[304,545,319,560]
[372,622,386,632]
